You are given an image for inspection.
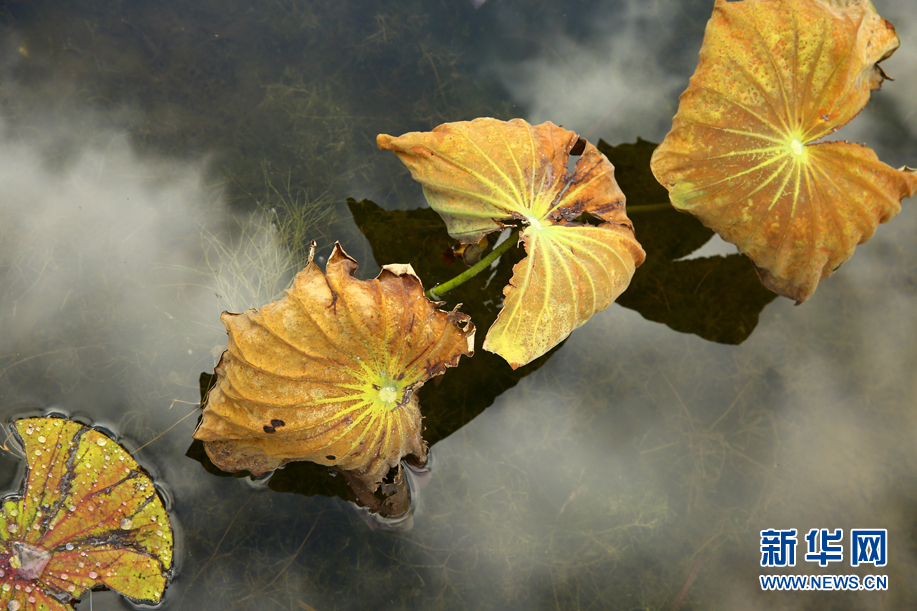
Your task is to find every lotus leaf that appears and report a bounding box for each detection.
[193,243,474,489]
[378,118,645,368]
[0,418,173,611]
[650,0,917,303]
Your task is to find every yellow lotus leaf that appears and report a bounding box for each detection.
[650,0,917,304]
[378,118,645,368]
[193,243,474,489]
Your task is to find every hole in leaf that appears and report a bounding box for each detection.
[570,137,586,156]
[570,212,604,227]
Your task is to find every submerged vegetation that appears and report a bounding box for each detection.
[0,0,514,211]
[200,169,335,312]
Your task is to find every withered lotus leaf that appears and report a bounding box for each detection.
[0,418,173,611]
[193,243,474,489]
[378,118,645,368]
[650,0,917,303]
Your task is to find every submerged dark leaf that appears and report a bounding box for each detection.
[188,437,416,523]
[599,139,778,344]
[348,199,463,290]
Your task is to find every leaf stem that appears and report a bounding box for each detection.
[425,230,519,300]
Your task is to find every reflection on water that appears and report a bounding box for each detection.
[1,0,916,609]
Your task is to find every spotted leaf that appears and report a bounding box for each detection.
[0,418,173,611]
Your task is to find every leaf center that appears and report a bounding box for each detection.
[525,215,547,232]
[378,383,399,406]
[368,370,404,408]
[11,542,52,580]
[786,136,807,162]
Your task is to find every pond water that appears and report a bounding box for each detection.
[1,0,916,609]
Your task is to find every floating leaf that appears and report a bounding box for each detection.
[0,417,173,611]
[600,139,778,344]
[192,242,474,489]
[378,118,645,368]
[650,0,917,303]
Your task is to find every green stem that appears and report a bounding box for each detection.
[425,230,519,300]
[626,202,673,213]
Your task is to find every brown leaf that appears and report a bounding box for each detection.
[378,118,645,368]
[193,243,474,489]
[650,0,917,303]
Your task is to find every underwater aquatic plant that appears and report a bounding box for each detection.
[650,0,917,303]
[0,418,173,611]
[378,117,645,368]
[193,242,474,490]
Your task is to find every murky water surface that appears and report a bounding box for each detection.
[1,1,916,609]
